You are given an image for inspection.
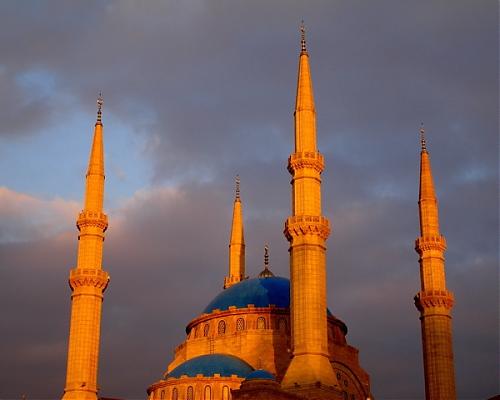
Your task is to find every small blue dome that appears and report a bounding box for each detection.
[167,354,253,378]
[203,277,290,314]
[245,369,275,381]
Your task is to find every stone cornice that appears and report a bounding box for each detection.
[284,215,330,241]
[415,235,447,253]
[414,289,454,311]
[69,268,109,290]
[287,151,324,174]
[77,210,108,231]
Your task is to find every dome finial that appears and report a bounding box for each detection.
[96,92,103,124]
[259,244,274,278]
[300,20,307,53]
[420,122,427,152]
[235,174,241,200]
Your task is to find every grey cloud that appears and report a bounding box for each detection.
[0,1,497,399]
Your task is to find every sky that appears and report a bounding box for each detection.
[0,1,498,399]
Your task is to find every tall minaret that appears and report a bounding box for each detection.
[414,126,456,400]
[224,175,246,288]
[62,95,110,400]
[281,23,339,391]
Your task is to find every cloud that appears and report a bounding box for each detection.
[0,1,498,399]
[0,187,80,243]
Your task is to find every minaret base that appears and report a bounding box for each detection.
[283,382,343,400]
[62,388,97,400]
[281,353,340,390]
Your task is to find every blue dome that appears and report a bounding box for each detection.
[203,277,290,313]
[245,369,275,381]
[167,354,254,378]
[203,276,333,316]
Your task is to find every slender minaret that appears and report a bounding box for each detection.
[281,23,339,390]
[414,126,456,400]
[62,95,110,400]
[224,175,246,288]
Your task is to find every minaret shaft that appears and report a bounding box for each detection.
[224,179,246,289]
[282,39,338,390]
[414,144,456,400]
[63,109,109,400]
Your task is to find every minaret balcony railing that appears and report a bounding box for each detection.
[77,210,108,231]
[284,215,330,240]
[415,235,447,253]
[288,151,324,174]
[69,268,110,290]
[414,289,454,311]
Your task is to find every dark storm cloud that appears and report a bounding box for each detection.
[0,1,497,399]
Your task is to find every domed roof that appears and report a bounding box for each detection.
[245,369,275,381]
[203,277,290,314]
[167,354,253,378]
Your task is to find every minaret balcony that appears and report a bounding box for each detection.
[288,151,324,174]
[69,268,110,290]
[415,235,447,253]
[284,215,330,240]
[77,210,108,231]
[414,289,454,311]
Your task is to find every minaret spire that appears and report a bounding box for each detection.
[420,122,427,152]
[414,128,456,399]
[300,20,307,53]
[224,175,246,288]
[62,95,110,400]
[282,26,340,392]
[96,92,103,124]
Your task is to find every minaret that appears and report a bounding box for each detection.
[62,95,110,400]
[281,23,339,391]
[224,175,246,288]
[414,126,456,400]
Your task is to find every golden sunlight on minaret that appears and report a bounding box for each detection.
[224,175,246,289]
[62,94,110,400]
[281,22,340,392]
[414,125,456,400]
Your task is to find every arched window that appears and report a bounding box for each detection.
[160,390,165,400]
[257,317,266,329]
[194,326,200,338]
[187,386,194,400]
[171,388,178,400]
[203,324,209,337]
[204,385,211,400]
[278,318,287,331]
[218,320,226,335]
[222,385,230,400]
[236,318,245,331]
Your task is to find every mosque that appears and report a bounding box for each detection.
[60,26,456,400]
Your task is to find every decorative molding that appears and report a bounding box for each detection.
[69,268,109,290]
[415,235,447,253]
[77,211,108,231]
[414,289,454,311]
[287,151,325,174]
[284,215,330,240]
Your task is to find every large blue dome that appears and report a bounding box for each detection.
[167,354,254,378]
[203,277,290,314]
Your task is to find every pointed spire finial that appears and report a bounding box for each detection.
[96,92,103,124]
[235,174,241,200]
[420,122,427,152]
[300,20,307,53]
[259,244,274,278]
